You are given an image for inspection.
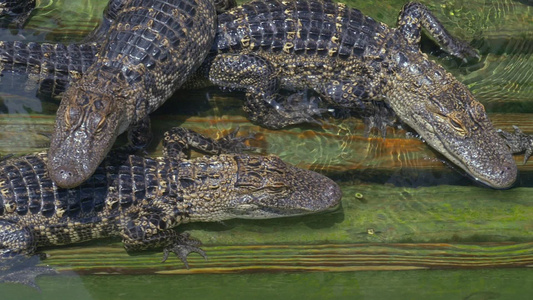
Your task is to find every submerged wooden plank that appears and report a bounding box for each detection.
[1,112,532,172]
[42,242,532,275]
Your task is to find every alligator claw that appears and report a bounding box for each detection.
[1,255,57,290]
[285,91,327,118]
[262,92,326,128]
[218,126,257,153]
[161,233,207,269]
[451,43,480,63]
[362,106,397,138]
[498,125,533,164]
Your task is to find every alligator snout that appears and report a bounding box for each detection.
[48,162,90,189]
[288,166,343,213]
[482,158,517,189]
[318,175,343,210]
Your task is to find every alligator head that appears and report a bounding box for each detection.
[385,52,517,189]
[48,81,130,188]
[188,154,342,221]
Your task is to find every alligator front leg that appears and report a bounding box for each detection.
[316,77,397,136]
[209,53,322,129]
[498,126,533,164]
[121,211,206,269]
[113,117,153,155]
[162,127,253,159]
[0,41,99,98]
[398,2,479,61]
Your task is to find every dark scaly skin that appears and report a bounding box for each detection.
[214,0,237,14]
[0,0,237,97]
[48,0,218,189]
[0,0,234,30]
[0,41,99,97]
[0,127,341,287]
[0,0,35,27]
[0,0,518,188]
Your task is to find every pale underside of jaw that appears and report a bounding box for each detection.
[411,119,511,189]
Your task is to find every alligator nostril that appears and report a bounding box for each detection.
[59,169,73,177]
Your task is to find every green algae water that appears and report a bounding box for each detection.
[0,0,532,299]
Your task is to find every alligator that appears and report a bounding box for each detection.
[0,127,342,287]
[0,0,518,189]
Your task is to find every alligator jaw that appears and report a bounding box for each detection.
[47,132,117,189]
[428,126,518,189]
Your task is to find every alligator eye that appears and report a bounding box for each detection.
[265,183,288,193]
[65,106,80,129]
[64,108,71,128]
[94,116,106,134]
[450,118,461,128]
[448,117,467,135]
[266,186,286,193]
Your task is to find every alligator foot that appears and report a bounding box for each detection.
[0,265,56,290]
[251,105,323,129]
[214,0,237,14]
[163,126,255,159]
[285,90,327,118]
[217,127,256,153]
[498,125,533,164]
[116,116,153,155]
[362,104,398,137]
[0,255,57,290]
[0,0,36,28]
[161,233,207,269]
[210,53,323,129]
[248,93,325,129]
[363,115,389,138]
[127,116,153,150]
